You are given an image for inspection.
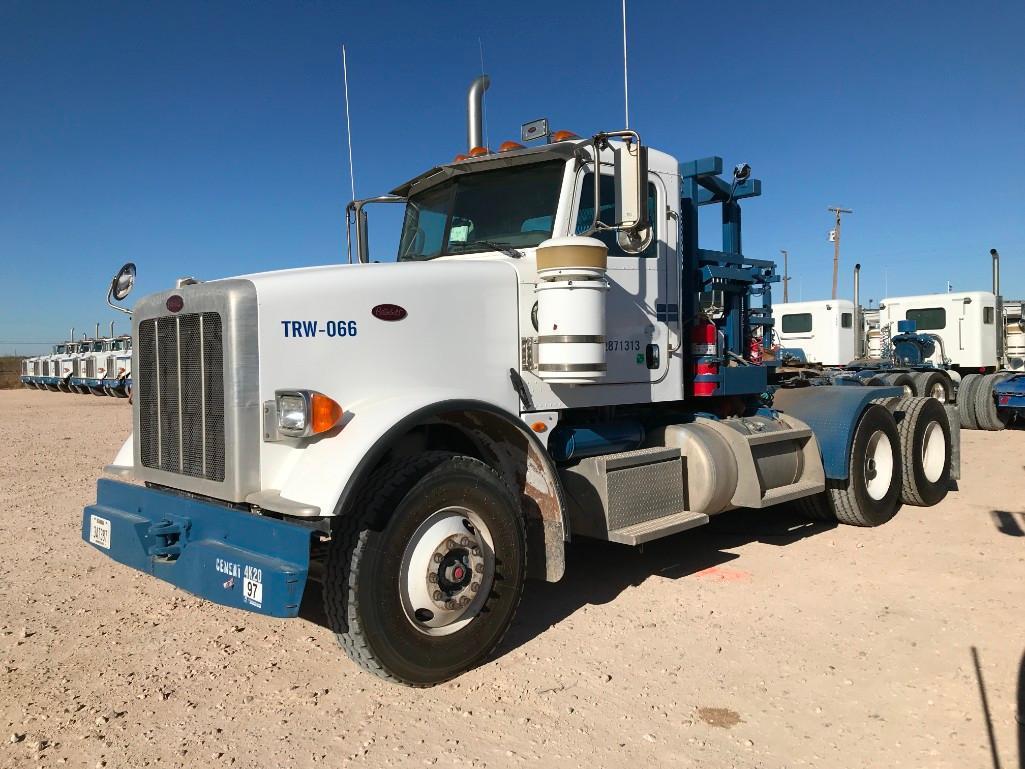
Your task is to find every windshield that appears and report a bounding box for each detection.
[55,345,65,354]
[397,160,565,261]
[110,340,123,351]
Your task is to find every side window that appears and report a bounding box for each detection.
[983,307,995,324]
[398,184,450,259]
[781,313,813,333]
[841,312,853,328]
[575,173,658,257]
[906,308,946,330]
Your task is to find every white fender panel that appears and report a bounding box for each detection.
[269,390,509,515]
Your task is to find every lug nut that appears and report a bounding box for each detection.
[470,582,480,593]
[460,537,471,547]
[433,553,443,563]
[471,547,481,556]
[475,563,484,574]
[432,590,443,601]
[459,596,470,607]
[446,540,457,551]
[445,600,457,611]
[428,573,438,584]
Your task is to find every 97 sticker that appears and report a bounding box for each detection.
[89,515,111,549]
[243,565,263,609]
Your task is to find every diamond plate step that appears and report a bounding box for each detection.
[607,510,710,546]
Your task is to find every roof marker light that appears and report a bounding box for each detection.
[551,130,580,142]
[468,146,490,157]
[499,140,525,152]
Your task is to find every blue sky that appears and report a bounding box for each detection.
[1,0,1023,353]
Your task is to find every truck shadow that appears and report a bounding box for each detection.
[497,506,833,658]
[298,507,833,655]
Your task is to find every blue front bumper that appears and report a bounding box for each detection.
[83,479,312,618]
[71,378,105,388]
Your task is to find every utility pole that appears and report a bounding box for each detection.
[780,249,790,302]
[827,206,852,300]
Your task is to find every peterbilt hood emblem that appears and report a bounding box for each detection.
[371,304,407,321]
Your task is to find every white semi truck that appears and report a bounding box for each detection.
[83,77,957,685]
[776,254,1018,430]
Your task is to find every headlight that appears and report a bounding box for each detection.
[274,390,343,438]
[277,393,309,434]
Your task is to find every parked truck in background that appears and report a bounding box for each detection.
[775,252,1021,430]
[82,76,957,686]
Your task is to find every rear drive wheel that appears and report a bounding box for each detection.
[974,373,1009,431]
[799,404,903,527]
[956,373,981,430]
[324,452,526,686]
[912,371,952,403]
[884,373,916,397]
[889,397,951,506]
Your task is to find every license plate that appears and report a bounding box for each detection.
[89,515,112,549]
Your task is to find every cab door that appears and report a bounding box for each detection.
[572,171,670,385]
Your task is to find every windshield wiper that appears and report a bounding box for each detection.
[451,240,524,259]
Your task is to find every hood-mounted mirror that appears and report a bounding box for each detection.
[107,262,136,315]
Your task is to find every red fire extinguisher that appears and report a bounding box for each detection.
[691,318,718,397]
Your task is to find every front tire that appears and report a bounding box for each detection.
[324,452,526,686]
[799,404,903,527]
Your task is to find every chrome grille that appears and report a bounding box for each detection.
[138,312,225,481]
[86,358,97,378]
[106,355,116,379]
[72,359,82,377]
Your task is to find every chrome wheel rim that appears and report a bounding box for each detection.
[399,506,495,636]
[929,382,947,402]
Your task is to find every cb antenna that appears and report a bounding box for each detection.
[341,44,357,203]
[621,0,630,128]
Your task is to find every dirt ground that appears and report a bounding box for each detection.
[1,388,1023,769]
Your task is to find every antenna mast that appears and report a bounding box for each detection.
[621,0,630,128]
[342,45,357,203]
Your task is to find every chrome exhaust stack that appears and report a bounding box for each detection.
[467,75,490,152]
[853,263,863,358]
[992,248,1004,365]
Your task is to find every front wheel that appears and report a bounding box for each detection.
[324,452,526,686]
[798,404,903,527]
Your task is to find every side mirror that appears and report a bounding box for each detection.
[106,262,136,315]
[613,136,652,254]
